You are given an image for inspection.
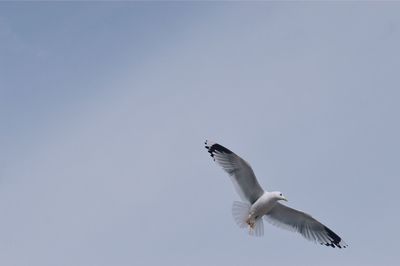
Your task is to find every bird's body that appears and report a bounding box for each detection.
[248,192,282,225]
[205,140,347,248]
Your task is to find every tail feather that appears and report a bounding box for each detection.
[249,217,264,237]
[232,201,264,237]
[232,201,250,228]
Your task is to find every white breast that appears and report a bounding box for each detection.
[249,192,278,218]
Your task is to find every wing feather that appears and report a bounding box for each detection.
[265,203,347,248]
[205,140,264,204]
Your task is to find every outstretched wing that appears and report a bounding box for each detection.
[265,203,347,248]
[205,140,264,204]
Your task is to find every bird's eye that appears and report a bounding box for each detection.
[280,193,282,196]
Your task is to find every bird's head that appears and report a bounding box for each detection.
[273,191,288,202]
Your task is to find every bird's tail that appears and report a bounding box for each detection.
[232,201,264,237]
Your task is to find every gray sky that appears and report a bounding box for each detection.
[1,2,400,266]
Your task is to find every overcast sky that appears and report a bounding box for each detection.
[1,2,400,266]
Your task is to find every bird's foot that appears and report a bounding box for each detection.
[246,219,255,229]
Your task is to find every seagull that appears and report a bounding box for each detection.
[205,140,347,248]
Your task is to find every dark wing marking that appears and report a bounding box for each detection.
[205,140,264,204]
[265,203,347,248]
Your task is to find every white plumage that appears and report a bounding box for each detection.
[205,140,347,248]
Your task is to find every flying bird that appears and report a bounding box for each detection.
[204,140,347,248]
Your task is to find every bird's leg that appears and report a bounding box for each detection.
[246,217,255,229]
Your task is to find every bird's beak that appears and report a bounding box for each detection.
[282,197,288,202]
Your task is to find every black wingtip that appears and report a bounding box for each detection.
[322,226,347,249]
[204,141,233,160]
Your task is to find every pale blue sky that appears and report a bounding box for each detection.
[1,2,400,266]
